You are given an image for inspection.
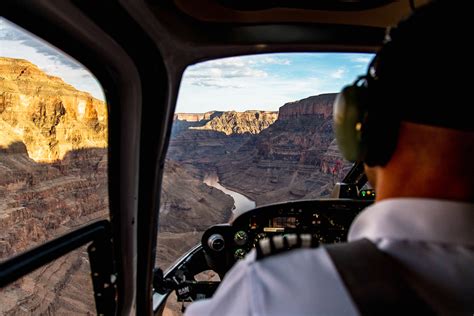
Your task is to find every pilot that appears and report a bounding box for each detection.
[185,1,474,315]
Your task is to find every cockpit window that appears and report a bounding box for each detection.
[1,18,108,313]
[157,53,372,305]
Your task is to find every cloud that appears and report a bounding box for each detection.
[191,81,244,89]
[330,67,346,79]
[0,17,105,100]
[175,53,374,113]
[351,56,372,64]
[185,55,293,89]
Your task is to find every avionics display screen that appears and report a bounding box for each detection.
[271,216,297,228]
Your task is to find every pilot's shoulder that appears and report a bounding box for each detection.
[254,233,320,261]
[242,235,357,316]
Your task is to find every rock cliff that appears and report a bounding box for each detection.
[278,93,335,120]
[157,161,234,268]
[174,111,221,122]
[0,58,108,314]
[189,110,278,135]
[166,93,350,206]
[217,94,349,204]
[0,57,109,260]
[0,57,107,162]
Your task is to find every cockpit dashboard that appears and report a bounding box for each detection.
[202,199,372,274]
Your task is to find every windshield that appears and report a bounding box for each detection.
[156,52,372,271]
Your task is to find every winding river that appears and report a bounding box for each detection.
[203,172,256,214]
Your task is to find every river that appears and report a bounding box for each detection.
[203,172,256,214]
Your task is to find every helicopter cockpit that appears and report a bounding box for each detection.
[3,1,448,316]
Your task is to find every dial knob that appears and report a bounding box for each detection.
[208,234,225,251]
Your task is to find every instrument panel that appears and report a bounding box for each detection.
[201,199,372,274]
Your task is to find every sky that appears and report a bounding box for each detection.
[0,17,105,101]
[176,53,374,113]
[1,17,374,112]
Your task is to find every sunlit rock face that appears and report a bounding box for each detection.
[189,110,278,135]
[0,58,108,314]
[174,111,219,122]
[0,57,109,260]
[0,57,107,162]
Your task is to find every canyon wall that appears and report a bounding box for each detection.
[166,93,349,206]
[217,93,349,204]
[0,57,107,162]
[157,161,234,268]
[173,111,221,122]
[278,93,335,120]
[0,57,108,315]
[189,110,278,135]
[0,57,109,260]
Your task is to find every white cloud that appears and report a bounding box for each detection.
[351,56,372,64]
[187,55,289,78]
[0,17,105,101]
[175,54,366,113]
[185,56,280,90]
[330,68,346,79]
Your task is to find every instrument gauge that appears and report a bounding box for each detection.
[234,230,248,246]
[234,248,246,260]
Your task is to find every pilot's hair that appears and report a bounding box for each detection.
[373,0,472,132]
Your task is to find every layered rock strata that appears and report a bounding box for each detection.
[0,57,108,315]
[0,57,107,162]
[189,110,278,135]
[166,93,350,207]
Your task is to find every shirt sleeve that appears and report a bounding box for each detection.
[184,251,255,316]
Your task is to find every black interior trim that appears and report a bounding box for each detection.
[2,1,143,314]
[216,0,395,11]
[70,2,170,315]
[342,162,368,187]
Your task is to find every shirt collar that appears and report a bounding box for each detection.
[348,198,474,246]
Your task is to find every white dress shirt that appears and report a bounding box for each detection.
[185,198,474,316]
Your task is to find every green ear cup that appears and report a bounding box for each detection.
[333,85,368,162]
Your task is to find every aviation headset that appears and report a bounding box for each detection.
[333,27,402,167]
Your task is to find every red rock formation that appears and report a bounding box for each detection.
[0,57,107,162]
[278,93,336,120]
[190,110,278,135]
[173,111,219,122]
[0,58,108,314]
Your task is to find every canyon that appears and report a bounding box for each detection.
[1,57,348,315]
[166,93,349,208]
[160,93,348,316]
[0,57,107,315]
